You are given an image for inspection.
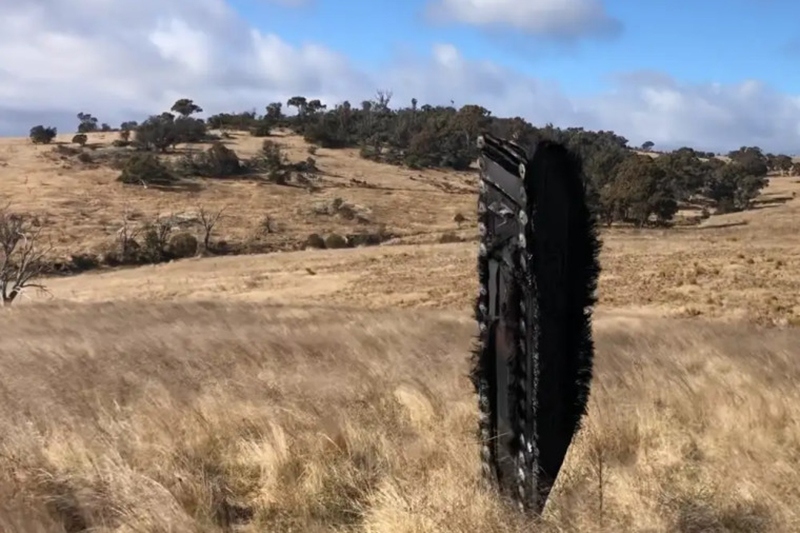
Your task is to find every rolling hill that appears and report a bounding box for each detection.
[0,131,798,532]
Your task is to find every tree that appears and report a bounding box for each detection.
[654,147,706,201]
[170,98,203,117]
[134,114,178,152]
[195,91,768,223]
[727,146,768,177]
[601,154,677,226]
[173,116,207,143]
[266,102,283,121]
[641,140,654,151]
[29,125,57,144]
[197,205,226,253]
[767,154,792,175]
[0,208,51,305]
[704,162,767,212]
[287,96,308,117]
[306,99,326,115]
[207,111,257,131]
[77,112,99,133]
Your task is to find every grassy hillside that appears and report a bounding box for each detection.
[0,131,799,531]
[0,131,477,257]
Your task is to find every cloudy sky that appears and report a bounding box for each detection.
[1,0,799,153]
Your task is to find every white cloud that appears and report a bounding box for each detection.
[0,0,799,153]
[425,0,622,40]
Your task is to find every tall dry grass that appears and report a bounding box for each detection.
[0,302,797,532]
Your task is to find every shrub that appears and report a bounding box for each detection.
[72,134,88,146]
[167,232,198,258]
[305,233,325,249]
[323,233,349,249]
[250,120,273,137]
[294,157,318,173]
[176,142,243,178]
[29,125,57,144]
[117,153,177,186]
[140,227,168,263]
[198,142,242,176]
[134,114,178,152]
[248,140,289,183]
[52,145,81,157]
[69,253,100,272]
[260,140,284,168]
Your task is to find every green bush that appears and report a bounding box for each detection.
[176,142,243,178]
[29,125,57,144]
[117,153,176,186]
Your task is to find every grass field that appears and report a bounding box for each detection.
[1,132,799,531]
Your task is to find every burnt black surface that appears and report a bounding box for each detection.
[472,133,601,513]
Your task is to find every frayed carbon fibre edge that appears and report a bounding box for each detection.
[472,134,602,515]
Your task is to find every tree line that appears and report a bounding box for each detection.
[28,93,797,226]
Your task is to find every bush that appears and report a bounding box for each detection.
[117,153,177,186]
[140,227,168,263]
[200,142,242,176]
[69,253,100,272]
[294,157,318,173]
[439,232,462,243]
[52,145,81,157]
[323,233,349,249]
[176,142,243,177]
[167,232,198,258]
[260,140,284,168]
[173,116,207,143]
[29,125,57,144]
[72,134,88,146]
[250,120,273,137]
[248,140,289,183]
[134,114,178,152]
[305,233,325,249]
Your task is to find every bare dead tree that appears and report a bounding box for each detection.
[197,205,227,253]
[141,213,176,262]
[0,207,52,305]
[374,89,393,112]
[115,205,142,263]
[148,212,177,247]
[152,214,175,245]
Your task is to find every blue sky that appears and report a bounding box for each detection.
[2,0,800,152]
[231,0,800,98]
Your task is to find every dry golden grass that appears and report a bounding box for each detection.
[3,131,800,323]
[0,131,477,256]
[1,303,798,532]
[2,131,800,531]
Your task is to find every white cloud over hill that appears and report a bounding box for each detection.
[1,0,799,152]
